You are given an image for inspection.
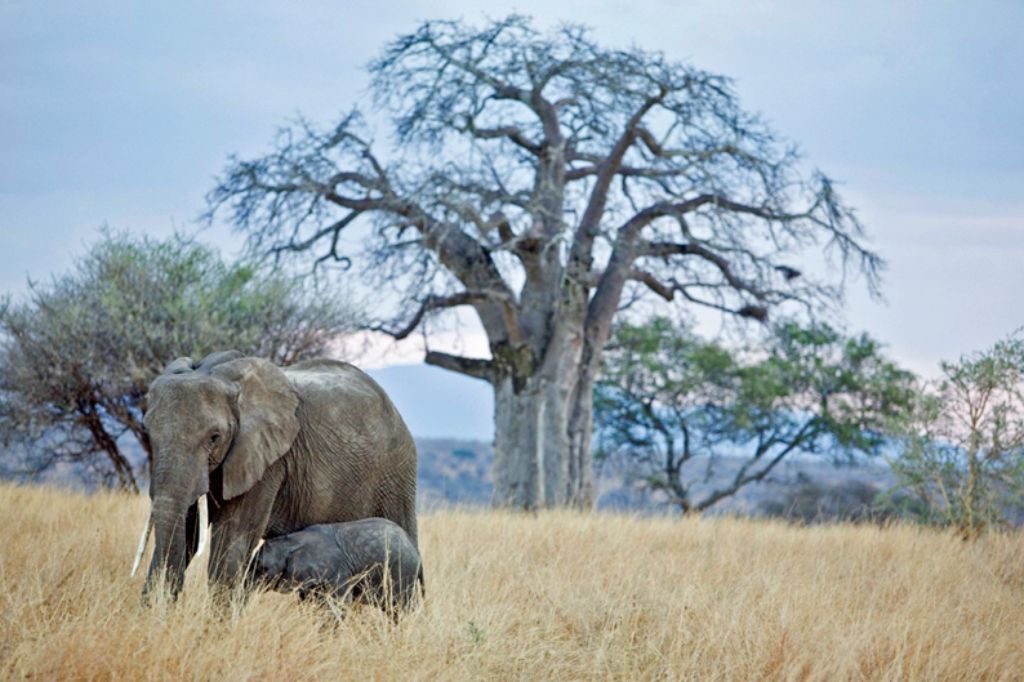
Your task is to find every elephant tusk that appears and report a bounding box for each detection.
[250,538,265,562]
[194,494,210,559]
[130,510,152,578]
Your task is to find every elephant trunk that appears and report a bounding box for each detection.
[132,495,208,578]
[142,459,209,600]
[144,494,190,598]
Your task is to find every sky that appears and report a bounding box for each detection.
[2,0,1023,386]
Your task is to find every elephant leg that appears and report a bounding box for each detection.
[375,484,418,549]
[208,462,285,594]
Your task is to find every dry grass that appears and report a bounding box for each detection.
[1,483,1022,680]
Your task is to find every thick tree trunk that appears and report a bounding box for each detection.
[491,319,599,509]
[488,243,621,509]
[492,374,577,509]
[492,376,543,509]
[566,368,596,508]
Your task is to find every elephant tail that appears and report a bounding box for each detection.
[417,563,425,600]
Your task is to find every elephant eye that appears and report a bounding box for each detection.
[208,432,222,447]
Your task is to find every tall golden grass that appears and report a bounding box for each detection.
[1,482,1022,680]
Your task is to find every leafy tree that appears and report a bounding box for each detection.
[891,335,1024,536]
[207,15,881,509]
[0,232,359,491]
[594,317,914,512]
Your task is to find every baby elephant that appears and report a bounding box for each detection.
[253,518,423,613]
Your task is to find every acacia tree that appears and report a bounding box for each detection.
[208,16,881,509]
[0,232,358,491]
[595,318,914,512]
[892,335,1024,535]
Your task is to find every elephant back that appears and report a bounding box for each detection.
[284,359,401,427]
[277,358,418,545]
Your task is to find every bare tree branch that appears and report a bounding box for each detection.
[424,350,496,383]
[458,116,543,156]
[373,289,523,344]
[695,421,818,511]
[627,269,674,301]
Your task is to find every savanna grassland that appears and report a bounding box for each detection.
[1,483,1022,680]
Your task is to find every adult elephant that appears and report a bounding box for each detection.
[132,350,418,598]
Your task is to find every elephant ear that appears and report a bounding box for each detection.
[162,356,195,375]
[212,357,300,500]
[195,349,244,373]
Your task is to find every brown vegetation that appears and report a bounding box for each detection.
[1,483,1021,679]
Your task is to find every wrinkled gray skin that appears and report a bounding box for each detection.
[253,518,423,611]
[141,350,418,598]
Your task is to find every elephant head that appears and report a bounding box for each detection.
[136,351,300,597]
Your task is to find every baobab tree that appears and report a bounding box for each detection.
[207,16,882,509]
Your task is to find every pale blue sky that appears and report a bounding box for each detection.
[2,1,1023,377]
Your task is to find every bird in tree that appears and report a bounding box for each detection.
[207,15,882,510]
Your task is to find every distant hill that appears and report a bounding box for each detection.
[415,437,494,508]
[413,436,902,519]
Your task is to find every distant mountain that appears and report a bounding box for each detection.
[413,436,904,520]
[415,437,494,508]
[368,364,494,441]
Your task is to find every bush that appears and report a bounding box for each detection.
[759,473,927,524]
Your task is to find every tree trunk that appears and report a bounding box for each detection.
[566,364,596,508]
[489,267,617,509]
[491,333,588,509]
[491,377,568,509]
[79,408,139,493]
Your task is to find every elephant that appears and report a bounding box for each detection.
[252,518,423,612]
[131,350,418,599]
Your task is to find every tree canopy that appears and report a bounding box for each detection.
[595,318,914,512]
[207,15,883,508]
[0,232,359,491]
